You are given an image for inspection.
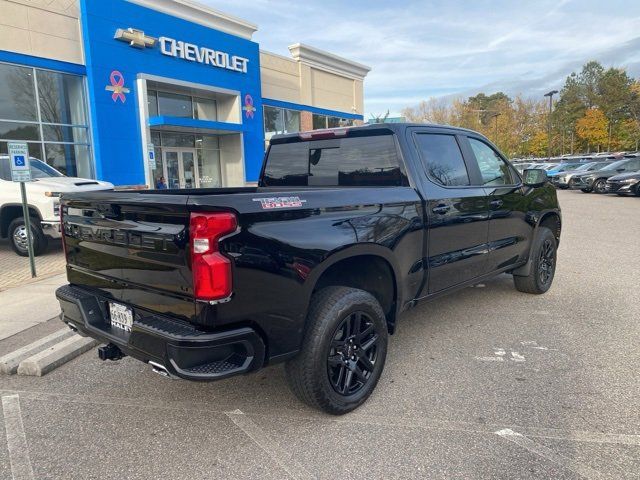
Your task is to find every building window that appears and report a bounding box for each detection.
[147,90,158,116]
[148,89,218,121]
[157,91,192,118]
[312,113,354,129]
[194,97,217,121]
[264,106,300,141]
[0,62,92,178]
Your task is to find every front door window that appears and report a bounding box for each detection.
[165,151,180,189]
[162,148,198,188]
[182,151,195,189]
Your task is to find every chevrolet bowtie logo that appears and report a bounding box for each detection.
[114,28,156,49]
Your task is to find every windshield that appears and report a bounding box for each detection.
[30,159,64,178]
[602,160,627,171]
[0,157,64,181]
[574,162,596,171]
[556,163,581,171]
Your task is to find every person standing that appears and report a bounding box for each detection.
[156,176,168,189]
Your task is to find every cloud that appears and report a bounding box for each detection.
[200,0,640,115]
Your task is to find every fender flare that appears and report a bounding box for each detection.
[512,209,561,277]
[303,243,404,320]
[0,203,44,237]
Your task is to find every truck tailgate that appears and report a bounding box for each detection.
[62,191,194,321]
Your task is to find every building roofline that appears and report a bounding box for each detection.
[127,0,258,40]
[288,43,371,80]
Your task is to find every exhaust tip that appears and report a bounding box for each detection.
[149,361,175,379]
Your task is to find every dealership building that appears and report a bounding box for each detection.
[0,0,370,187]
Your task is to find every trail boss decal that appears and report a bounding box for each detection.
[253,196,307,209]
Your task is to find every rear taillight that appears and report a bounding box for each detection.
[189,212,237,301]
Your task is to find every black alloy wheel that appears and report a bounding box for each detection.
[537,238,555,287]
[327,311,379,396]
[285,286,388,414]
[513,227,557,294]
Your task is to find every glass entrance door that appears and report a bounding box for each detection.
[162,148,198,189]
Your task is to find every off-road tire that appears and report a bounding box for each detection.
[513,227,557,294]
[8,217,48,257]
[285,286,388,415]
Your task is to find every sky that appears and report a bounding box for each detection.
[201,0,640,118]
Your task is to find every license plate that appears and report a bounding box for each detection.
[108,302,133,332]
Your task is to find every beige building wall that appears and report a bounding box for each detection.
[260,44,370,117]
[0,0,83,64]
[259,52,301,104]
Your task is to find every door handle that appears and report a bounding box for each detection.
[489,199,503,209]
[432,204,450,215]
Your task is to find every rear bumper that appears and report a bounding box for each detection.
[56,284,265,381]
[41,220,61,238]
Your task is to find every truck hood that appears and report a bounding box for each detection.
[28,177,114,193]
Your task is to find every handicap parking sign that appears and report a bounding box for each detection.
[147,143,156,169]
[8,142,30,182]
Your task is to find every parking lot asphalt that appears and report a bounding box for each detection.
[1,189,639,479]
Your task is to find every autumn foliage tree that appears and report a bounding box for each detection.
[401,60,640,157]
[575,108,608,152]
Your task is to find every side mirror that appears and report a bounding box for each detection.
[522,168,548,187]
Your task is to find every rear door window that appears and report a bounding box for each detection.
[262,133,405,187]
[414,133,470,187]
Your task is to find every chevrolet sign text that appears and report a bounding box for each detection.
[159,36,249,73]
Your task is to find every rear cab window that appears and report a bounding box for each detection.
[261,130,408,187]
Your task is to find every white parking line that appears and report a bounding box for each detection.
[4,388,639,447]
[495,428,605,480]
[2,394,34,480]
[225,409,314,480]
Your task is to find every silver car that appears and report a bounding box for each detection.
[552,161,613,189]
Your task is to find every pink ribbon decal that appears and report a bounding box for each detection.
[242,94,256,119]
[105,70,130,103]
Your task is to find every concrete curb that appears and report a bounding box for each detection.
[0,328,75,374]
[17,335,98,376]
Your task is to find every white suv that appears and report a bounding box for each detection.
[0,156,113,256]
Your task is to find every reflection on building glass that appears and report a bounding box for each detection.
[0,62,92,177]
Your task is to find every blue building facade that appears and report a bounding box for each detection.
[0,0,368,188]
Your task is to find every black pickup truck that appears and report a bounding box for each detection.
[56,124,561,414]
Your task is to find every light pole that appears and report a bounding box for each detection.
[491,112,501,145]
[544,90,558,160]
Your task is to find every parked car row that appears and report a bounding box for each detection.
[512,153,640,197]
